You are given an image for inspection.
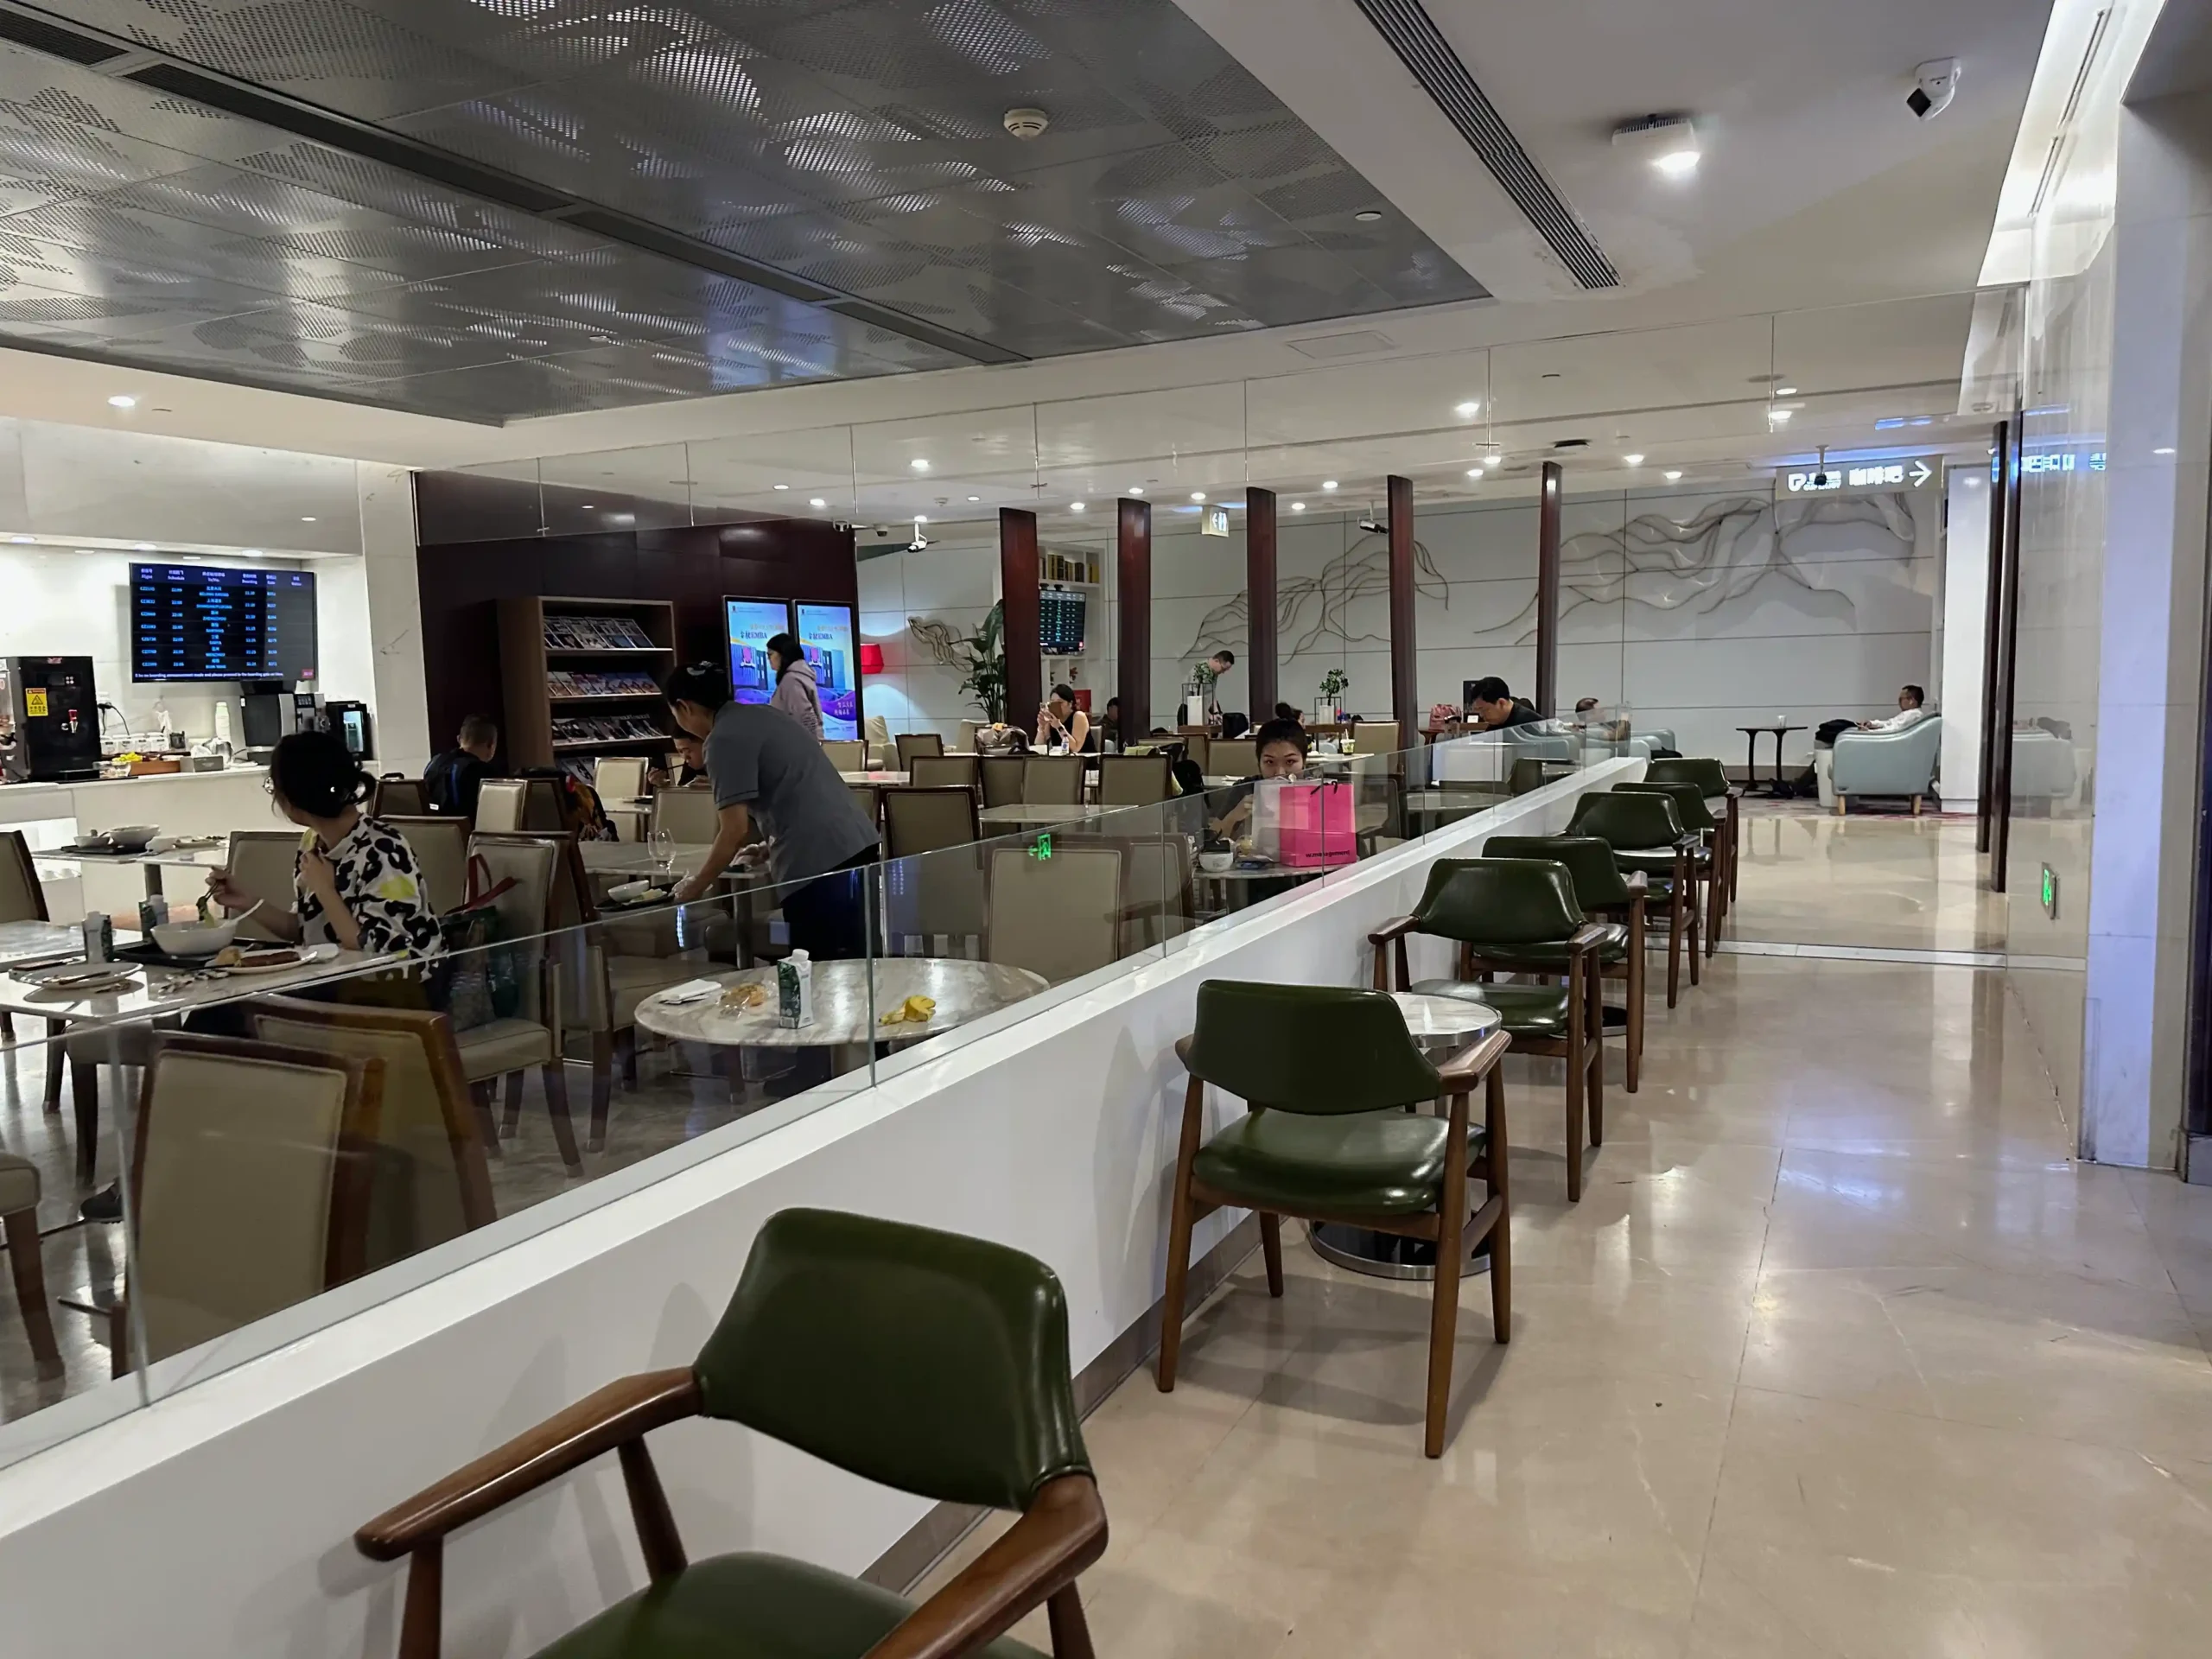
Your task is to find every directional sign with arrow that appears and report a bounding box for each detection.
[1780,456,1941,494]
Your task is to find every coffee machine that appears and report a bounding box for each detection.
[325,698,373,760]
[240,683,325,755]
[1,656,101,781]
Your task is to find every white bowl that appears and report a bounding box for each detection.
[103,823,160,852]
[606,880,671,906]
[152,918,238,957]
[1198,851,1235,874]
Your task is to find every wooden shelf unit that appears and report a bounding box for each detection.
[499,594,677,771]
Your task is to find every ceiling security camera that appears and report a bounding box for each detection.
[1907,58,1961,119]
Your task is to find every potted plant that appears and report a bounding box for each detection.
[956,601,1008,723]
[1317,668,1350,721]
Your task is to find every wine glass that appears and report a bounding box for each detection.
[651,826,675,881]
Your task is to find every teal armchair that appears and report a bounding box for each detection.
[1831,715,1942,815]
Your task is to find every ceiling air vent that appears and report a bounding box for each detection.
[0,6,126,65]
[1351,0,1620,289]
[1287,329,1397,360]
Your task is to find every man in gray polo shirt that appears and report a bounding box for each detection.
[665,662,879,958]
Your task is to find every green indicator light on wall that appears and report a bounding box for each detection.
[2040,864,2058,921]
[1031,834,1052,860]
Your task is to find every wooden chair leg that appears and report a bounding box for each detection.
[1564,991,1586,1205]
[616,1028,639,1088]
[1,1011,13,1043]
[540,1061,584,1173]
[1259,1211,1284,1297]
[3,1208,61,1378]
[1912,794,1924,817]
[1665,884,1682,1009]
[1626,935,1645,1095]
[467,1080,502,1158]
[1687,874,1703,987]
[1156,1077,1205,1392]
[1424,1100,1470,1459]
[1486,1067,1511,1344]
[1586,958,1605,1152]
[1727,803,1741,903]
[588,1031,613,1152]
[500,1071,525,1137]
[1706,855,1722,957]
[71,1054,99,1183]
[42,1020,63,1115]
[1834,793,1847,816]
[1046,1585,1097,1659]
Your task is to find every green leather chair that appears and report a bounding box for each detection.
[357,1209,1108,1659]
[1370,860,1609,1201]
[1565,791,1701,1003]
[1615,779,1725,951]
[1484,835,1648,1094]
[1645,757,1741,906]
[1159,981,1512,1459]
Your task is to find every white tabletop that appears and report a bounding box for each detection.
[0,920,85,968]
[635,957,1046,1048]
[840,771,909,785]
[1391,990,1501,1044]
[578,841,715,878]
[0,946,373,1027]
[978,804,1094,828]
[1194,858,1351,881]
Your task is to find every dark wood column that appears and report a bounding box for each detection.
[1990,413,2026,892]
[1245,486,1278,719]
[1388,474,1416,751]
[1975,422,2010,854]
[1535,460,1563,718]
[999,508,1040,726]
[1116,496,1151,737]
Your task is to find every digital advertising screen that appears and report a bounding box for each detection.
[131,563,318,683]
[795,601,861,741]
[725,597,791,706]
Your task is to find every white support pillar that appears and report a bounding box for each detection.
[1937,463,1991,811]
[356,464,431,775]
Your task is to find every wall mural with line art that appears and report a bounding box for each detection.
[1173,530,1449,661]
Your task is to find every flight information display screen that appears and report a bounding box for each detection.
[130,563,319,683]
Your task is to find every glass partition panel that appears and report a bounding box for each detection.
[537,444,695,537]
[687,425,859,524]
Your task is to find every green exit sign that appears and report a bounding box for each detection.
[1029,833,1052,860]
[2040,864,2059,920]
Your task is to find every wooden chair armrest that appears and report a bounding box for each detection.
[1624,870,1649,895]
[1368,913,1421,945]
[861,1476,1109,1659]
[1567,922,1612,955]
[355,1369,702,1560]
[1435,1027,1512,1090]
[1173,1033,1195,1069]
[1675,834,1702,854]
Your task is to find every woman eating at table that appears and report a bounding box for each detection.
[1035,683,1090,754]
[1209,717,1311,840]
[205,728,444,958]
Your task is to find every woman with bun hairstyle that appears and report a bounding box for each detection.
[204,728,443,957]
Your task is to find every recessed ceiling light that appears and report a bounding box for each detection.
[579,502,594,509]
[772,483,789,491]
[1466,467,1484,479]
[2155,446,2177,456]
[1484,455,1502,467]
[132,542,156,551]
[1652,148,1700,178]
[1290,501,1306,511]
[1624,453,1644,467]
[1354,209,1383,222]
[241,549,262,556]
[8,535,31,543]
[810,498,827,508]
[1191,491,1205,502]
[1070,501,1085,512]
[1321,480,1338,491]
[1128,486,1145,495]
[301,515,318,522]
[1775,385,1798,397]
[910,458,930,472]
[1664,470,1682,481]
[914,515,929,524]
[1768,410,1791,425]
[1455,400,1480,417]
[107,394,137,409]
[968,494,982,502]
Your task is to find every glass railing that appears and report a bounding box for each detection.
[0,726,1645,1463]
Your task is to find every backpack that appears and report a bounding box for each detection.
[521,766,619,842]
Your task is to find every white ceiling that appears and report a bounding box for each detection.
[0,0,2053,481]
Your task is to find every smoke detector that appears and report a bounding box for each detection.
[1003,107,1051,140]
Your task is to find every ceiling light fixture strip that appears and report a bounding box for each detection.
[0,0,1020,369]
[2030,7,2113,218]
[1351,0,1618,289]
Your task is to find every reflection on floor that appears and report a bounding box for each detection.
[1730,798,2009,954]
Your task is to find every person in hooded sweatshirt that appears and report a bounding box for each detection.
[763,632,822,739]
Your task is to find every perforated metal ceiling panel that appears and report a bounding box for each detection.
[0,2,1482,420]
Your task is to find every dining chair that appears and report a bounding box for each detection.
[372,776,429,817]
[1483,835,1648,1092]
[356,1207,1108,1659]
[981,754,1027,807]
[109,1033,381,1374]
[985,844,1122,982]
[1022,754,1085,804]
[593,755,651,802]
[1179,733,1211,772]
[458,834,582,1173]
[881,789,985,951]
[881,786,982,858]
[894,731,944,767]
[864,712,895,769]
[958,718,985,754]
[648,785,721,847]
[1564,791,1701,1002]
[377,816,470,916]
[246,996,497,1265]
[1645,756,1741,906]
[0,829,69,1116]
[225,829,305,943]
[519,777,568,832]
[1208,738,1257,779]
[1371,858,1609,1199]
[1096,753,1171,805]
[2,1152,60,1377]
[473,779,526,833]
[820,738,866,773]
[1061,830,1194,952]
[1160,982,1512,1458]
[909,753,980,791]
[1615,779,1725,948]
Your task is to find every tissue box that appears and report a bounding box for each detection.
[1253,779,1354,867]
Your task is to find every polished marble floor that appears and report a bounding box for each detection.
[919,889,2212,1654]
[1727,799,2009,954]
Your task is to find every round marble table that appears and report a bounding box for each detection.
[1309,991,1504,1283]
[977,804,1095,829]
[633,957,1048,1049]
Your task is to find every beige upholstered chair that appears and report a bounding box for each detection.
[958,719,984,754]
[1209,739,1257,778]
[2,1152,60,1377]
[1022,755,1086,804]
[1097,753,1171,805]
[985,844,1123,983]
[111,1035,380,1373]
[908,753,980,791]
[894,731,944,767]
[473,779,526,833]
[648,785,721,847]
[372,777,429,816]
[593,756,650,801]
[457,835,581,1173]
[981,755,1026,807]
[864,712,894,769]
[0,829,70,1117]
[820,739,866,772]
[376,817,469,917]
[882,787,982,858]
[226,830,303,942]
[1065,831,1195,953]
[246,997,497,1268]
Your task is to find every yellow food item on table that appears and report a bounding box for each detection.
[721,982,771,1011]
[879,994,937,1027]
